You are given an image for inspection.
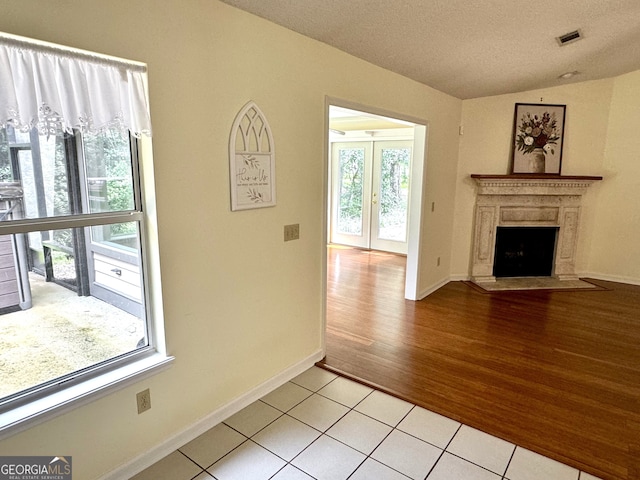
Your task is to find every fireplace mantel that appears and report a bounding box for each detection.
[471,174,602,195]
[471,174,603,180]
[470,174,602,283]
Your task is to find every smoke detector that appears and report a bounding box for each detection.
[556,29,583,46]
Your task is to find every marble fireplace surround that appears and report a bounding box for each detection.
[470,174,602,284]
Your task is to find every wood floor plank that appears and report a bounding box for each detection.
[321,246,640,480]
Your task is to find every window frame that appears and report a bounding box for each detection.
[0,130,173,440]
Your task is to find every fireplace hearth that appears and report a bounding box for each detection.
[470,174,601,284]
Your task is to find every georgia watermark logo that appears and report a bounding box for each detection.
[0,456,72,480]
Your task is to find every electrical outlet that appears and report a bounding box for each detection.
[136,388,151,414]
[284,224,299,242]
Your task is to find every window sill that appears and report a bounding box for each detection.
[0,353,174,441]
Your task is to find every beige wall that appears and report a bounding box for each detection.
[587,70,640,282]
[0,1,461,478]
[452,77,640,284]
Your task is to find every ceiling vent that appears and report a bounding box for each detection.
[556,29,583,46]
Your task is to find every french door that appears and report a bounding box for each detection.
[330,140,412,254]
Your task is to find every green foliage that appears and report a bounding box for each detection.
[53,135,72,247]
[377,148,410,240]
[338,148,364,234]
[83,129,135,237]
[379,148,409,215]
[336,146,411,239]
[0,126,137,251]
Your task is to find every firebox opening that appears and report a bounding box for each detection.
[493,227,559,278]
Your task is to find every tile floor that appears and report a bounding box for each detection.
[131,367,602,480]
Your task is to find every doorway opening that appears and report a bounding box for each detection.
[325,100,428,302]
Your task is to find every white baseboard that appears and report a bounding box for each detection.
[417,274,475,299]
[449,274,470,282]
[579,272,640,286]
[101,349,324,480]
[417,277,450,299]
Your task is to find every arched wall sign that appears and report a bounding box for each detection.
[229,101,276,211]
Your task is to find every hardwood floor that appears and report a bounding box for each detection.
[321,245,640,480]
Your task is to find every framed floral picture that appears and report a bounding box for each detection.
[511,103,566,175]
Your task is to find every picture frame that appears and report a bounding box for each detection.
[511,103,566,175]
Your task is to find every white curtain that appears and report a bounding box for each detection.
[0,32,152,137]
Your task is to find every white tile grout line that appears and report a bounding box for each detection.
[229,386,486,479]
[174,376,599,480]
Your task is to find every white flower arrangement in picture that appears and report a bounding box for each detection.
[515,111,560,155]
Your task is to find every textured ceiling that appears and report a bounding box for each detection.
[219,0,640,99]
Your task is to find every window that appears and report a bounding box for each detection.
[0,32,170,436]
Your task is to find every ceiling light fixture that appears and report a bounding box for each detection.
[558,71,580,80]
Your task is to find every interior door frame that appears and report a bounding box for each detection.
[323,97,429,330]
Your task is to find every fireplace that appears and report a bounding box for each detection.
[470,175,601,283]
[493,226,558,277]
